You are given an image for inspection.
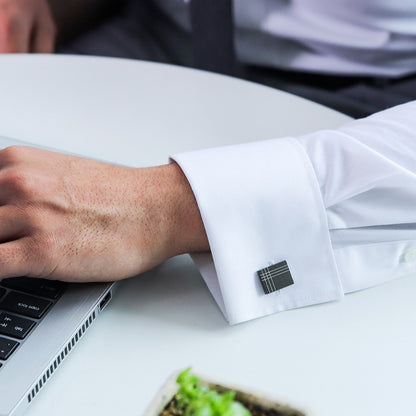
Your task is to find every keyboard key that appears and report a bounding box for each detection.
[0,312,36,339]
[0,292,52,319]
[0,337,19,360]
[0,278,66,300]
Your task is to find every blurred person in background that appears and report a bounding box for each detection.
[2,0,416,117]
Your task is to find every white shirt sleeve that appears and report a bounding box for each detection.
[171,101,416,325]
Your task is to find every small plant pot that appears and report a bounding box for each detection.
[143,371,312,416]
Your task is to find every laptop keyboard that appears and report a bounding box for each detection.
[0,278,66,368]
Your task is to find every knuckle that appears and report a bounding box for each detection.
[0,146,25,164]
[4,168,36,196]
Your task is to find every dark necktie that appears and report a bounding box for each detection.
[190,0,236,75]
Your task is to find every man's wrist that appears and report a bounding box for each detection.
[148,163,209,259]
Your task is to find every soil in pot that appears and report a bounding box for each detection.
[160,395,302,416]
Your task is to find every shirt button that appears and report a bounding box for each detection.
[403,248,416,263]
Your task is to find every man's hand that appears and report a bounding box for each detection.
[0,0,56,53]
[0,146,209,282]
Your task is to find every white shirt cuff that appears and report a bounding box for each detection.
[172,137,343,324]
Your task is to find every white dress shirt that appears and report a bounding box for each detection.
[173,101,416,324]
[155,0,416,76]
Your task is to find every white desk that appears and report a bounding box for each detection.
[0,55,414,416]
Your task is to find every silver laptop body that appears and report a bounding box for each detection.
[0,136,116,416]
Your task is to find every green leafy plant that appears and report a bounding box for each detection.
[175,368,251,416]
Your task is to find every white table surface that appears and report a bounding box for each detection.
[0,55,414,416]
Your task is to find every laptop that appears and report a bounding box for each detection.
[0,135,116,416]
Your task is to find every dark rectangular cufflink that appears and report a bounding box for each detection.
[257,260,294,294]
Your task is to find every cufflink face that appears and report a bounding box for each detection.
[257,260,294,294]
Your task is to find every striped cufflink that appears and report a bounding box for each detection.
[257,260,294,294]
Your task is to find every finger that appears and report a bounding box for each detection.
[0,205,30,242]
[0,11,32,53]
[31,24,55,52]
[0,239,32,278]
[31,12,55,53]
